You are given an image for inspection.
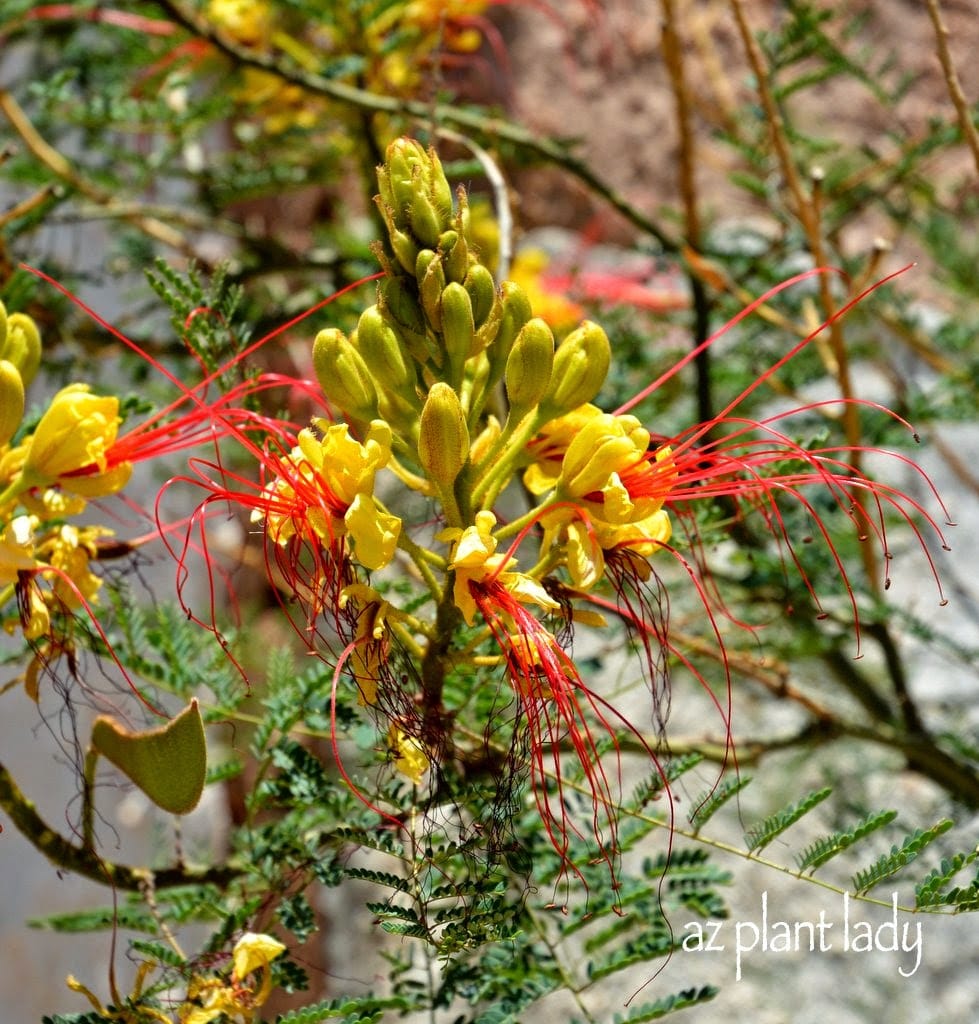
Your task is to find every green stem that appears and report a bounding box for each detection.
[471,414,543,510]
[397,534,444,597]
[494,495,559,542]
[0,474,30,511]
[0,760,238,891]
[418,582,461,747]
[82,747,98,850]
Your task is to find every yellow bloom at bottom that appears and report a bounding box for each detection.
[35,524,111,608]
[180,932,286,1024]
[440,511,559,626]
[388,723,429,785]
[0,514,37,584]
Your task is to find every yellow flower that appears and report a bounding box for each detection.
[388,723,429,784]
[441,510,559,625]
[256,420,401,571]
[339,583,411,705]
[523,403,604,496]
[525,409,676,588]
[179,932,286,1024]
[207,0,274,47]
[21,577,50,641]
[0,514,37,585]
[36,524,110,608]
[232,931,287,981]
[21,385,132,497]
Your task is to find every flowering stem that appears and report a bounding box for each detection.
[419,584,462,743]
[0,474,30,510]
[396,532,445,599]
[390,619,427,660]
[471,414,542,509]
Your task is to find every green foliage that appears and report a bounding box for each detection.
[915,849,979,912]
[852,819,954,894]
[597,986,720,1024]
[688,775,752,831]
[796,809,899,872]
[744,786,834,852]
[271,996,419,1024]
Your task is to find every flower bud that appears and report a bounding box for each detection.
[465,264,502,355]
[418,382,469,489]
[312,328,379,422]
[428,149,454,221]
[409,186,443,249]
[389,224,421,275]
[538,320,611,420]
[439,229,469,284]
[485,281,533,388]
[378,275,429,362]
[378,141,419,222]
[504,318,554,421]
[440,282,475,386]
[417,248,446,332]
[0,359,25,448]
[464,262,496,323]
[355,306,413,395]
[1,311,42,388]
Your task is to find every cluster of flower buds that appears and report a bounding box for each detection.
[310,138,671,601]
[1,303,130,643]
[247,138,688,845]
[245,138,948,875]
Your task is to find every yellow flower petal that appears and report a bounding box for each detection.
[232,931,286,980]
[388,724,429,784]
[23,385,122,485]
[344,493,401,570]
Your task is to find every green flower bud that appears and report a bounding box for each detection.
[356,306,414,395]
[378,141,418,221]
[378,276,430,363]
[464,264,497,329]
[428,149,454,220]
[417,248,446,333]
[504,318,554,420]
[485,281,533,388]
[409,186,443,249]
[312,328,379,422]
[538,320,611,420]
[379,140,455,248]
[389,223,421,275]
[438,229,469,284]
[440,282,475,386]
[465,263,501,355]
[418,382,470,489]
[0,359,25,448]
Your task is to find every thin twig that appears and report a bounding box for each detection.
[728,0,879,591]
[0,90,197,259]
[660,0,715,425]
[151,0,679,251]
[0,760,238,891]
[924,0,979,178]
